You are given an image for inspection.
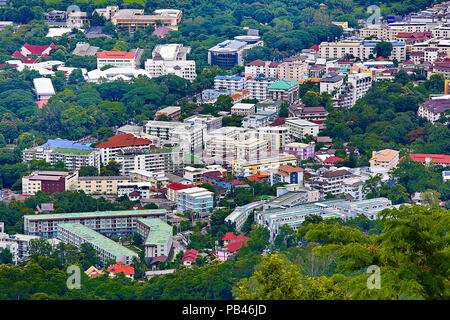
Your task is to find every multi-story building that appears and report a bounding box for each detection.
[251,126,290,151]
[245,60,278,78]
[111,9,182,33]
[170,124,204,156]
[417,97,450,123]
[333,72,373,109]
[234,136,269,160]
[231,103,256,116]
[208,35,263,68]
[266,78,300,104]
[95,133,155,165]
[268,165,304,186]
[184,115,222,133]
[242,113,272,129]
[117,182,153,200]
[94,6,120,20]
[369,149,400,169]
[283,142,315,160]
[155,106,181,120]
[115,147,184,175]
[284,118,319,140]
[214,75,247,92]
[408,153,450,167]
[166,182,194,202]
[67,11,89,27]
[276,58,308,82]
[232,152,297,177]
[22,171,78,195]
[129,170,169,190]
[319,41,406,61]
[224,201,264,232]
[22,139,100,171]
[57,223,138,266]
[246,76,277,101]
[96,51,136,69]
[77,176,130,195]
[143,120,184,141]
[0,223,40,262]
[177,187,214,216]
[144,44,196,81]
[320,72,345,94]
[136,218,173,260]
[24,209,167,238]
[308,169,352,198]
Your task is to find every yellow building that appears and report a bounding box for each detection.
[232,152,297,177]
[369,149,400,169]
[77,176,130,195]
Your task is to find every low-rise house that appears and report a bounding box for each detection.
[182,249,198,266]
[108,262,135,280]
[85,266,104,279]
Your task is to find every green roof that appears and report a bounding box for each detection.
[58,223,138,257]
[138,218,172,246]
[53,148,94,155]
[25,209,166,221]
[267,78,299,90]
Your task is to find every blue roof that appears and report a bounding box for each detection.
[215,75,244,80]
[392,42,405,46]
[42,138,94,150]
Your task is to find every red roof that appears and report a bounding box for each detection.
[95,134,152,149]
[21,58,40,64]
[324,156,344,164]
[222,232,237,241]
[182,249,198,262]
[97,51,136,59]
[236,234,249,243]
[409,153,450,164]
[310,45,319,51]
[107,262,135,275]
[247,59,266,66]
[22,43,56,55]
[167,182,194,191]
[224,239,248,253]
[11,50,24,58]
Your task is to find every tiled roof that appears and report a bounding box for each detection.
[97,51,136,59]
[324,156,344,163]
[167,182,194,191]
[278,165,304,173]
[267,78,299,90]
[22,43,56,55]
[222,232,237,241]
[108,262,135,275]
[409,153,450,164]
[322,169,351,178]
[247,59,266,66]
[95,134,152,149]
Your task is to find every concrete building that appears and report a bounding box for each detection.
[232,152,297,177]
[0,223,40,262]
[176,187,214,216]
[24,209,167,238]
[77,176,130,195]
[22,138,100,171]
[369,149,400,169]
[245,59,278,78]
[143,120,184,141]
[246,76,277,101]
[57,223,138,266]
[155,106,181,120]
[284,118,319,140]
[417,97,450,124]
[320,72,344,94]
[111,9,182,33]
[225,201,264,232]
[308,169,352,198]
[266,78,300,104]
[251,126,291,151]
[208,36,263,68]
[214,75,247,92]
[117,182,154,200]
[184,115,222,133]
[277,58,308,82]
[283,142,315,160]
[33,77,55,101]
[22,171,78,195]
[268,165,304,186]
[319,41,406,61]
[136,218,172,260]
[231,103,256,116]
[166,182,194,202]
[96,51,136,69]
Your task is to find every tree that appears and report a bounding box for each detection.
[100,160,121,176]
[421,189,441,209]
[0,248,13,264]
[374,41,393,59]
[384,184,410,205]
[29,238,52,260]
[79,166,98,177]
[68,69,84,84]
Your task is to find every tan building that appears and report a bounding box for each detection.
[319,41,406,61]
[22,171,78,195]
[369,149,400,169]
[111,9,182,33]
[77,176,130,195]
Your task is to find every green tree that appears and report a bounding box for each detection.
[374,41,393,59]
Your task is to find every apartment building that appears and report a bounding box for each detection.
[170,124,204,156]
[96,51,136,69]
[224,201,264,232]
[57,223,138,266]
[283,142,315,160]
[117,182,153,200]
[234,136,269,160]
[204,135,237,162]
[232,152,297,177]
[177,187,214,216]
[144,44,196,81]
[0,223,40,262]
[166,182,194,202]
[67,11,89,27]
[245,59,278,78]
[242,113,272,129]
[184,115,222,133]
[268,165,304,186]
[284,118,319,140]
[308,169,352,197]
[24,209,167,238]
[214,75,247,92]
[77,176,130,195]
[95,133,155,165]
[231,103,256,116]
[246,76,277,101]
[115,147,184,175]
[266,78,300,104]
[359,23,429,41]
[417,97,450,123]
[94,6,119,20]
[319,41,406,61]
[129,170,169,189]
[111,9,182,33]
[320,72,344,94]
[277,58,308,82]
[136,218,173,260]
[251,126,291,151]
[369,149,400,169]
[143,120,184,140]
[22,171,78,195]
[22,138,100,171]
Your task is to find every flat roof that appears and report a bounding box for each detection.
[25,209,166,221]
[138,218,172,246]
[33,78,55,96]
[58,223,138,257]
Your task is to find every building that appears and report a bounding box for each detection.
[184,115,222,133]
[176,187,214,216]
[129,170,169,189]
[408,153,450,167]
[417,97,450,123]
[268,165,304,186]
[319,41,406,61]
[155,106,181,120]
[208,36,263,68]
[295,107,329,122]
[308,169,352,198]
[251,126,290,151]
[232,152,297,177]
[266,78,300,104]
[136,218,172,260]
[143,120,184,141]
[369,149,400,169]
[320,72,345,94]
[117,182,154,200]
[72,42,99,56]
[24,209,167,238]
[144,44,196,81]
[0,241,18,263]
[245,59,278,78]
[12,43,56,58]
[284,118,319,140]
[111,9,182,33]
[22,171,79,195]
[67,11,89,27]
[182,249,198,266]
[22,138,100,171]
[214,75,247,92]
[214,233,249,261]
[277,58,308,82]
[283,142,315,160]
[77,176,130,195]
[57,223,138,266]
[231,103,256,116]
[33,78,55,101]
[224,201,264,232]
[115,147,184,175]
[246,76,277,101]
[242,113,272,129]
[0,223,40,262]
[108,262,135,279]
[166,182,194,202]
[94,6,120,20]
[95,133,155,165]
[96,51,136,69]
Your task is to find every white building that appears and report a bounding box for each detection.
[97,51,136,69]
[214,75,247,92]
[246,76,277,101]
[33,78,55,101]
[231,103,256,116]
[117,182,154,200]
[177,187,214,216]
[284,118,319,140]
